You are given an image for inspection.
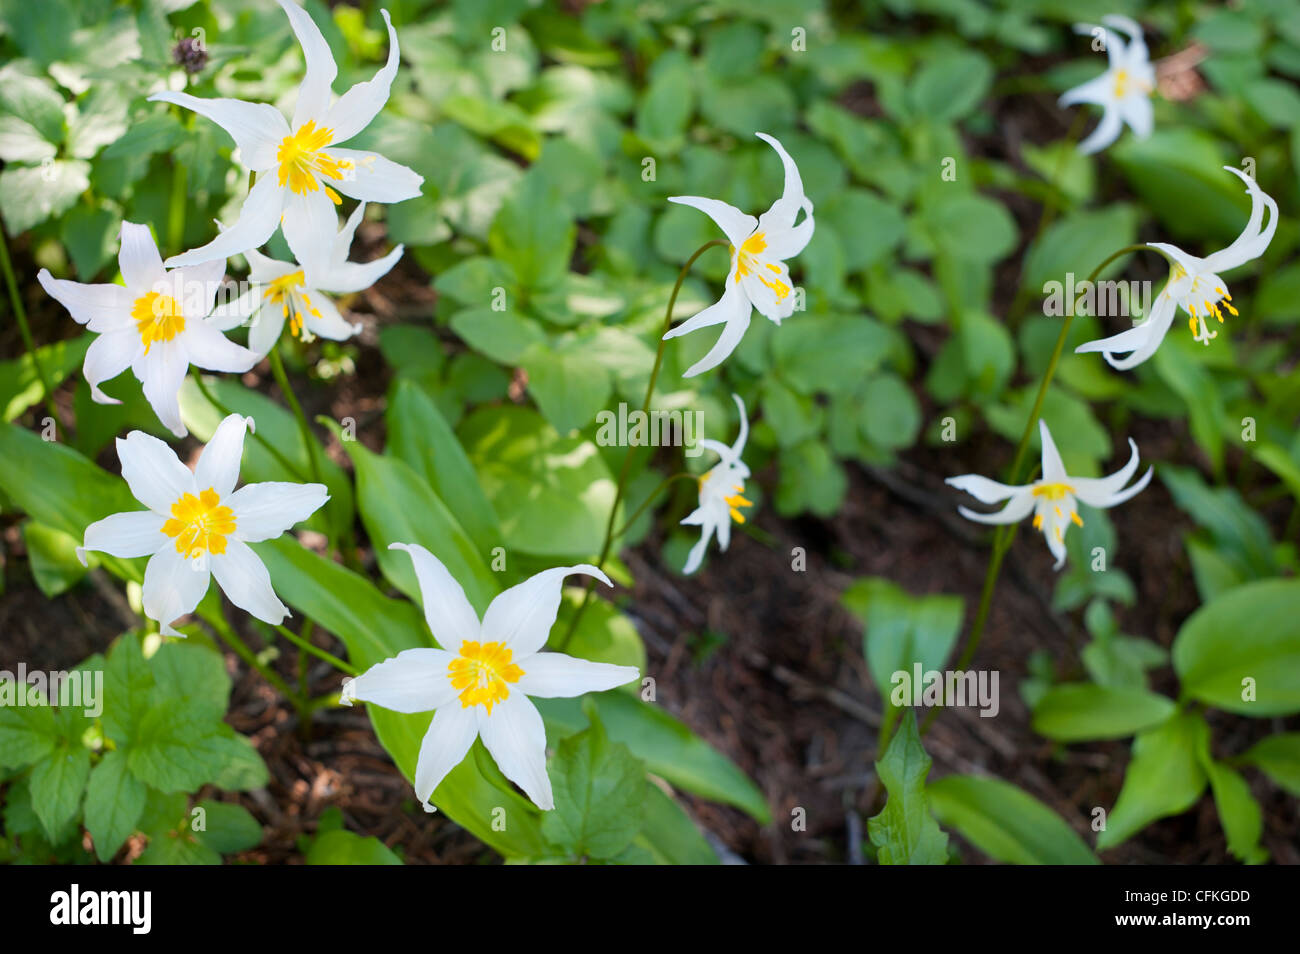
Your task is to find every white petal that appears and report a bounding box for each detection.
[1202,167,1279,273]
[227,481,329,541]
[194,413,252,497]
[412,705,478,813]
[332,202,367,266]
[1075,291,1176,370]
[482,564,611,657]
[142,544,210,636]
[728,392,749,458]
[244,247,297,284]
[327,148,423,204]
[957,493,1035,526]
[324,9,399,143]
[666,195,756,248]
[741,259,796,323]
[1119,93,1153,139]
[316,244,404,295]
[760,211,814,262]
[1073,444,1154,508]
[388,543,481,651]
[210,539,289,625]
[247,304,286,356]
[146,92,287,170]
[276,0,338,129]
[681,523,714,574]
[342,648,458,713]
[754,132,811,237]
[477,694,552,811]
[117,222,166,291]
[663,278,748,341]
[134,339,190,438]
[163,175,286,270]
[116,429,195,513]
[1147,242,1202,275]
[83,328,139,403]
[1045,521,1068,570]
[36,269,134,333]
[182,319,259,374]
[683,303,751,378]
[281,187,337,284]
[209,284,263,332]
[1102,14,1147,62]
[80,510,166,566]
[1077,104,1124,155]
[945,474,1027,504]
[1038,419,1068,483]
[301,293,361,340]
[1058,72,1115,109]
[165,259,227,320]
[515,652,639,699]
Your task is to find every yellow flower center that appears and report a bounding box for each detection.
[131,291,186,353]
[730,231,790,302]
[700,471,753,524]
[276,120,353,205]
[447,640,524,714]
[261,270,322,340]
[1112,69,1129,98]
[1031,482,1074,501]
[162,487,236,559]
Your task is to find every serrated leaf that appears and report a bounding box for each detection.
[868,711,949,865]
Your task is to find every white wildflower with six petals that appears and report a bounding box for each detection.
[1059,15,1155,155]
[341,545,640,812]
[681,394,752,575]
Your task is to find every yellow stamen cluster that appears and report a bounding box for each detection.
[447,641,523,714]
[261,270,321,339]
[131,291,186,353]
[162,487,236,559]
[1112,69,1129,98]
[731,232,790,302]
[276,120,354,204]
[1030,482,1082,533]
[725,485,753,524]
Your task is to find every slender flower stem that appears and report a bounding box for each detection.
[201,608,303,713]
[922,243,1149,735]
[267,346,334,552]
[609,472,697,540]
[167,161,187,256]
[558,238,729,650]
[0,222,63,437]
[275,623,358,677]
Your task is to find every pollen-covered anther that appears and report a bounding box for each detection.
[447,640,523,714]
[276,120,355,197]
[162,487,236,559]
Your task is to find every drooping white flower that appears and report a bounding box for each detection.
[946,420,1152,570]
[664,133,814,378]
[79,414,329,636]
[37,222,258,438]
[210,202,402,354]
[1059,15,1156,154]
[147,0,421,271]
[1075,167,1277,369]
[341,545,639,812]
[681,394,752,575]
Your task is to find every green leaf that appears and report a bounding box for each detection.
[489,174,574,289]
[774,440,847,519]
[910,50,993,121]
[928,774,1099,865]
[859,373,922,452]
[0,159,89,232]
[450,306,546,365]
[541,714,646,860]
[21,520,86,597]
[194,801,263,854]
[29,742,91,841]
[772,313,892,394]
[1173,579,1300,716]
[1201,760,1267,864]
[521,342,611,435]
[84,750,146,862]
[1032,684,1176,742]
[307,828,403,864]
[0,700,58,768]
[101,632,155,745]
[1239,733,1300,796]
[1098,711,1209,851]
[0,333,90,421]
[868,711,949,865]
[635,49,694,151]
[1024,205,1139,291]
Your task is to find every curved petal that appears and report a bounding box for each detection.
[1038,420,1068,483]
[281,187,338,284]
[1118,92,1153,139]
[227,480,329,541]
[142,544,210,637]
[682,522,715,574]
[729,392,749,458]
[1202,167,1278,274]
[210,539,289,625]
[182,320,259,374]
[324,9,399,144]
[164,175,286,270]
[83,328,139,403]
[388,543,481,651]
[341,648,458,713]
[209,284,263,332]
[683,304,751,378]
[116,429,194,513]
[244,247,296,284]
[957,493,1035,526]
[80,510,166,566]
[761,207,814,261]
[276,0,338,129]
[331,202,367,267]
[301,292,360,341]
[194,414,252,497]
[117,222,166,291]
[134,338,190,438]
[663,279,748,341]
[247,304,285,356]
[1058,71,1115,109]
[36,270,134,333]
[1102,14,1147,63]
[1045,520,1068,570]
[754,132,811,236]
[1073,22,1126,70]
[1076,291,1176,370]
[1077,104,1124,155]
[326,148,423,204]
[482,563,611,657]
[741,259,797,323]
[666,195,757,248]
[165,259,228,321]
[1074,460,1154,509]
[945,474,1027,505]
[412,705,478,813]
[1146,242,1202,275]
[316,244,404,295]
[146,92,287,170]
[514,652,639,699]
[477,694,552,810]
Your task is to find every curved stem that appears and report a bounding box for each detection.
[923,243,1149,735]
[267,346,334,553]
[275,623,358,677]
[0,223,63,437]
[610,472,697,540]
[557,238,729,650]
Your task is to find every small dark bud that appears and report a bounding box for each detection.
[172,36,208,75]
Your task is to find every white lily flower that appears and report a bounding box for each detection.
[147,0,422,270]
[1059,15,1155,154]
[664,132,814,378]
[210,202,402,354]
[341,545,639,812]
[78,414,329,636]
[1075,167,1277,369]
[681,394,752,575]
[37,222,258,438]
[946,420,1152,570]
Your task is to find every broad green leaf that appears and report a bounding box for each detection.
[0,700,58,768]
[522,342,612,435]
[771,313,892,394]
[193,801,263,855]
[1098,711,1209,851]
[910,49,993,121]
[928,774,1099,865]
[29,742,91,841]
[21,520,86,597]
[84,750,146,862]
[868,711,949,865]
[0,159,89,232]
[1202,759,1267,864]
[1239,733,1300,796]
[541,715,646,860]
[0,334,90,421]
[307,829,403,865]
[1032,684,1176,742]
